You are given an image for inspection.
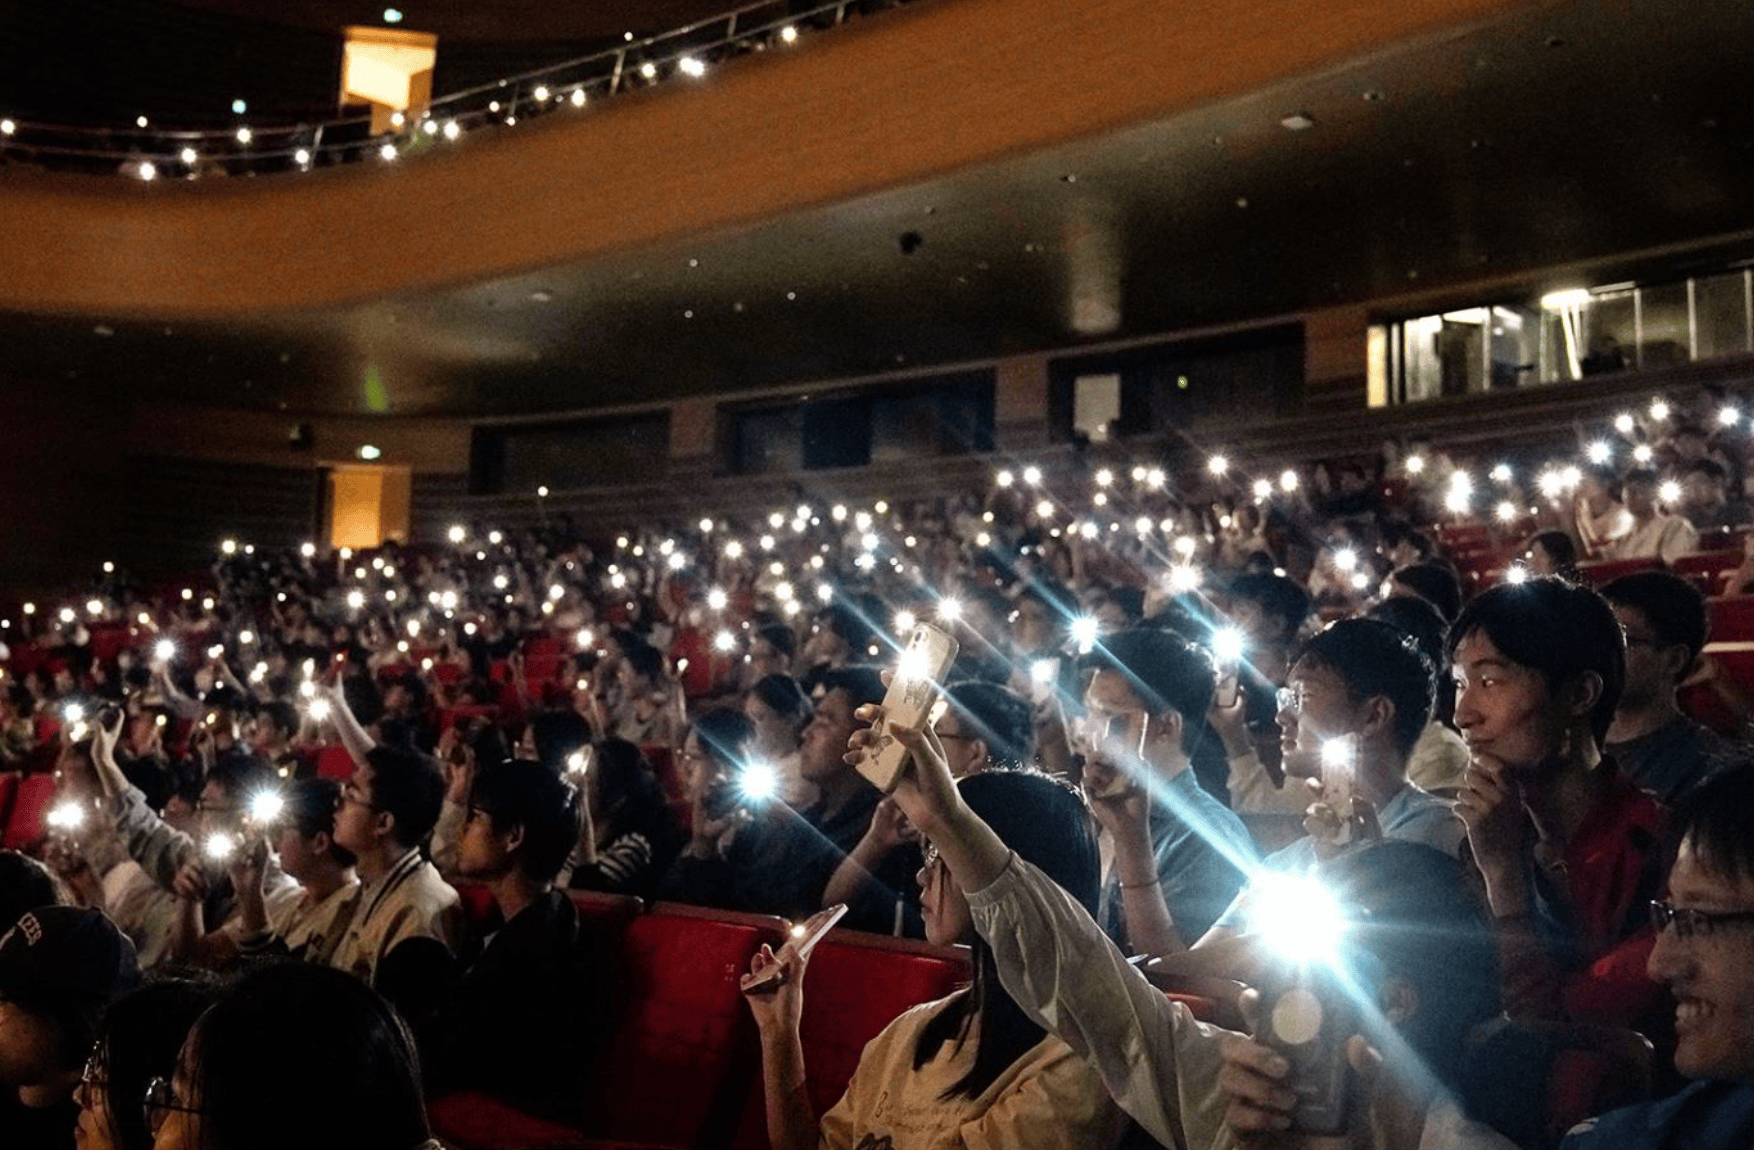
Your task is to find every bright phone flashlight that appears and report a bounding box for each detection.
[1248,872,1347,964]
[248,791,284,825]
[204,832,238,863]
[740,761,779,803]
[46,802,87,832]
[1212,628,1245,664]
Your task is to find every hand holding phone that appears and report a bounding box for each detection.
[740,904,848,994]
[854,625,959,793]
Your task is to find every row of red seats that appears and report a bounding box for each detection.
[433,884,986,1150]
[0,771,57,851]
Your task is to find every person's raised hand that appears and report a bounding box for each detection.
[1217,1026,1299,1146]
[228,832,269,895]
[742,941,806,1036]
[171,857,210,903]
[848,695,962,837]
[858,795,917,856]
[1082,752,1150,839]
[1455,750,1527,880]
[93,706,124,766]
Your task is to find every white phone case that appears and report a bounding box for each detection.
[858,623,960,792]
[740,903,849,993]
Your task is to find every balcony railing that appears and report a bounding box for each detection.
[0,0,921,180]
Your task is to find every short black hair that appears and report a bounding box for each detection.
[943,682,1035,771]
[814,603,876,656]
[0,849,64,932]
[529,710,592,775]
[467,759,581,883]
[752,622,796,660]
[1623,466,1660,490]
[96,975,221,1150]
[1295,618,1435,759]
[1527,530,1578,568]
[1601,570,1709,664]
[1080,628,1216,748]
[690,708,756,772]
[1228,573,1312,641]
[363,744,446,849]
[621,643,665,684]
[1674,768,1754,886]
[283,778,356,867]
[1390,562,1463,624]
[258,700,299,741]
[205,754,278,804]
[1448,577,1625,747]
[1685,457,1729,483]
[748,674,812,730]
[815,665,887,711]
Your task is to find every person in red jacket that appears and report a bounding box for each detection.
[1451,577,1672,1048]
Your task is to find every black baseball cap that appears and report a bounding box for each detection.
[0,906,138,1006]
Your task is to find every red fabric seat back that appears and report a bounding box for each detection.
[795,933,970,1119]
[1709,595,1754,642]
[584,906,784,1147]
[0,773,17,837]
[428,1091,588,1150]
[1575,556,1662,585]
[314,745,355,781]
[3,774,58,850]
[1671,549,1742,591]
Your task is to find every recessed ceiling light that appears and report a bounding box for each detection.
[1280,112,1316,131]
[529,290,553,303]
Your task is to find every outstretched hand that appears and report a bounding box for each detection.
[846,700,962,838]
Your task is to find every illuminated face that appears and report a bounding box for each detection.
[916,840,973,946]
[743,695,797,760]
[799,689,858,783]
[1010,597,1055,654]
[1451,630,1568,771]
[1082,669,1152,771]
[148,1037,202,1149]
[1274,658,1364,772]
[1648,839,1754,1081]
[74,1046,120,1150]
[679,731,729,805]
[930,711,985,779]
[1613,604,1685,710]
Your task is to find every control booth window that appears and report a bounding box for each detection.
[1047,323,1303,441]
[1373,268,1754,406]
[727,371,995,475]
[469,411,671,494]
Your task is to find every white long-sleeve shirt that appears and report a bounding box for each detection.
[965,852,1516,1150]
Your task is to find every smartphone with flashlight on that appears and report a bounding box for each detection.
[1211,626,1245,709]
[857,623,960,793]
[1257,965,1357,1135]
[1076,710,1149,798]
[740,903,849,994]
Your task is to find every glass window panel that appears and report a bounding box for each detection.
[1489,306,1539,390]
[1402,315,1445,402]
[1638,282,1690,368]
[1581,289,1636,376]
[1696,272,1751,361]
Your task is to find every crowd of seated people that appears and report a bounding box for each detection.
[3,400,1754,1147]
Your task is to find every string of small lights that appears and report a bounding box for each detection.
[0,0,908,180]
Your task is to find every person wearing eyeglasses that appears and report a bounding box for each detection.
[143,962,442,1150]
[0,906,138,1150]
[73,976,216,1150]
[1561,768,1754,1148]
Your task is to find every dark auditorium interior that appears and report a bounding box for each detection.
[4,0,1754,1148]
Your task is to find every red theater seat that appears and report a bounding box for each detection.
[581,904,786,1148]
[1574,556,1662,585]
[3,774,57,850]
[793,932,970,1120]
[1709,596,1754,642]
[314,745,355,781]
[429,1092,589,1150]
[1671,549,1742,592]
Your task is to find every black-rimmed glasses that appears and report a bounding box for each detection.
[1649,899,1754,940]
[144,1075,202,1132]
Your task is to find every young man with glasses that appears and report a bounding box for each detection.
[1601,571,1753,807]
[328,744,461,995]
[1562,768,1754,1147]
[0,906,138,1149]
[1168,618,1460,967]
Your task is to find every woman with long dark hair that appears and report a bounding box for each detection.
[564,737,678,898]
[146,962,439,1150]
[741,769,1128,1150]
